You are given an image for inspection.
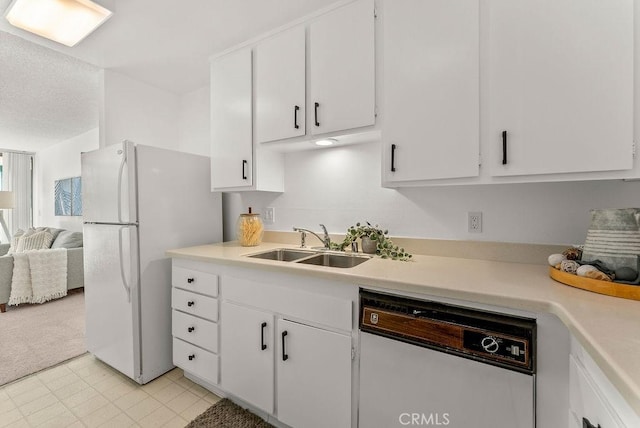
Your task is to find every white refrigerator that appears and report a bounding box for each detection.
[81,140,222,384]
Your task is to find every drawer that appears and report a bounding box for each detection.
[172,310,218,353]
[173,266,219,297]
[223,275,352,332]
[172,288,218,321]
[173,338,219,385]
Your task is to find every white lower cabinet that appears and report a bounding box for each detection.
[220,301,275,413]
[276,319,351,428]
[220,273,355,427]
[569,337,640,428]
[171,260,220,385]
[173,338,219,386]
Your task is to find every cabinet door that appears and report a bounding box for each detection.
[211,48,253,189]
[220,301,274,413]
[569,355,624,428]
[488,0,633,177]
[276,319,352,428]
[309,0,375,135]
[255,26,306,144]
[382,0,479,183]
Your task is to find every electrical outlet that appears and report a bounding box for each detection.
[264,207,275,224]
[468,212,482,233]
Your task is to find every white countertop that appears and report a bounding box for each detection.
[167,241,640,416]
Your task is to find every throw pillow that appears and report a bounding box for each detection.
[8,228,39,254]
[18,231,54,252]
[51,231,83,249]
[34,227,63,242]
[7,229,26,254]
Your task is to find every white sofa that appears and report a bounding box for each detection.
[0,228,84,312]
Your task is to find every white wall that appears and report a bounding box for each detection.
[178,86,210,156]
[231,141,640,245]
[182,85,640,246]
[34,128,99,231]
[99,70,180,149]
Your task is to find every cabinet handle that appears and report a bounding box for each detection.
[314,102,320,127]
[502,130,508,165]
[391,144,397,172]
[187,277,194,284]
[242,160,248,180]
[188,326,195,333]
[187,301,195,307]
[260,322,267,351]
[282,330,289,361]
[582,418,601,428]
[188,354,195,361]
[294,105,300,129]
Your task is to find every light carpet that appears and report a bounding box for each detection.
[0,291,86,386]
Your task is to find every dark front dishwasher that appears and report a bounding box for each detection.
[358,290,536,428]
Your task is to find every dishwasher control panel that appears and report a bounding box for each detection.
[463,330,528,365]
[360,290,536,374]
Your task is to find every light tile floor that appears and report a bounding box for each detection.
[0,354,220,428]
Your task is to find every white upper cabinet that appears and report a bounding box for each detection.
[488,0,634,177]
[210,48,253,190]
[381,0,479,184]
[309,0,375,135]
[255,26,306,144]
[210,48,284,192]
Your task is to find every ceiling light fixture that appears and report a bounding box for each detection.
[5,0,113,47]
[314,138,337,147]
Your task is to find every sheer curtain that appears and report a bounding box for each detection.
[1,152,33,235]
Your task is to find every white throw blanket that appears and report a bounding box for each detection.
[8,248,68,305]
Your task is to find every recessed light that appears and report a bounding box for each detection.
[5,0,113,47]
[314,138,337,146]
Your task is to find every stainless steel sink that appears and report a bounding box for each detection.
[246,248,371,268]
[247,248,315,262]
[296,253,371,268]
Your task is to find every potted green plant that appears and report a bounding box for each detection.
[335,222,412,261]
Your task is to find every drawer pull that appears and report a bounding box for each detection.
[188,326,195,333]
[261,322,267,351]
[282,330,289,361]
[187,277,195,284]
[502,130,508,165]
[582,418,601,428]
[294,105,300,129]
[187,301,195,307]
[391,144,397,172]
[242,160,248,180]
[188,354,195,361]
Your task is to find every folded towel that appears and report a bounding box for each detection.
[8,253,32,305]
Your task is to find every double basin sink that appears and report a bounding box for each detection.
[247,248,371,268]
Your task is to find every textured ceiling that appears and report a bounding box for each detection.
[0,0,340,152]
[0,31,100,152]
[0,0,340,94]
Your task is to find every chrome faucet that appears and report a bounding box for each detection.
[293,224,331,249]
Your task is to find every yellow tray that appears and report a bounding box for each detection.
[549,267,640,301]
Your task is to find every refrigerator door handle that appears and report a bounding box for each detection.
[117,150,127,224]
[118,226,132,302]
